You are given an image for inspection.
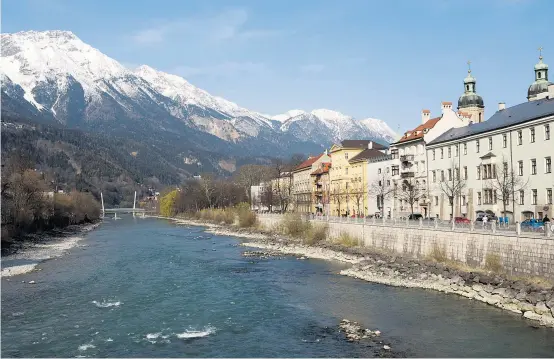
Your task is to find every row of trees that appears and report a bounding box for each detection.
[368,157,528,219]
[1,159,102,249]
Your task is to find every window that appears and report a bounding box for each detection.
[502,134,507,148]
[386,167,390,173]
[476,140,480,153]
[547,188,553,204]
[462,195,466,206]
[378,168,381,174]
[518,161,523,176]
[545,124,551,140]
[387,180,391,186]
[532,189,537,205]
[441,148,444,159]
[463,166,468,179]
[441,170,445,182]
[517,130,522,145]
[530,127,535,143]
[519,190,525,205]
[455,146,458,157]
[435,196,439,206]
[477,166,481,179]
[448,169,452,181]
[531,159,537,175]
[392,165,399,176]
[484,189,494,204]
[546,157,552,173]
[503,162,509,177]
[477,192,482,205]
[488,137,493,150]
[463,143,467,155]
[345,167,348,175]
[448,147,451,158]
[432,171,436,182]
[432,150,435,160]
[345,153,349,159]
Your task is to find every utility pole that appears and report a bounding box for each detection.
[100,192,105,218]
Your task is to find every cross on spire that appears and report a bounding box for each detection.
[538,46,543,60]
[467,60,471,74]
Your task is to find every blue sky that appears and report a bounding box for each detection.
[2,0,552,132]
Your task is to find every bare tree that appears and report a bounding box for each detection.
[330,184,348,216]
[397,177,423,216]
[260,182,277,212]
[233,164,270,204]
[350,182,365,217]
[368,171,394,218]
[438,161,466,220]
[198,174,217,208]
[486,157,528,218]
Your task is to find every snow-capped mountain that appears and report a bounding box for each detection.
[274,109,396,144]
[1,30,395,169]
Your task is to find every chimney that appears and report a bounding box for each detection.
[421,109,431,124]
[498,102,506,111]
[367,141,373,149]
[441,101,452,114]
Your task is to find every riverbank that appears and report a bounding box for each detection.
[161,216,554,328]
[1,222,101,277]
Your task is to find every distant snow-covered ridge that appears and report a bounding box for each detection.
[1,30,396,146]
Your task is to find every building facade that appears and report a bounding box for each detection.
[310,162,331,215]
[292,152,331,213]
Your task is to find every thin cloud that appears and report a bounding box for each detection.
[130,9,287,46]
[173,62,268,78]
[300,64,325,73]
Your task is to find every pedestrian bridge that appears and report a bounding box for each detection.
[101,191,155,218]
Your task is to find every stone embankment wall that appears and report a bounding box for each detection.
[257,216,554,279]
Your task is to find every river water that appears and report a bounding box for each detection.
[2,217,553,358]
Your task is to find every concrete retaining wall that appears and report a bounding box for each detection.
[257,216,554,279]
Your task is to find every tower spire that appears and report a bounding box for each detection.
[467,60,471,74]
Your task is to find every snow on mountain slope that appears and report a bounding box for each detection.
[272,109,307,122]
[1,29,396,151]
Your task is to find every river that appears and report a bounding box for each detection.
[2,217,553,357]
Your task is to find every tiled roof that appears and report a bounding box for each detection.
[294,154,323,171]
[339,140,387,150]
[395,116,441,144]
[348,149,387,163]
[428,97,554,146]
[311,163,331,175]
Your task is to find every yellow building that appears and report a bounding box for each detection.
[329,140,388,217]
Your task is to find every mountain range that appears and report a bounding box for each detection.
[1,30,396,175]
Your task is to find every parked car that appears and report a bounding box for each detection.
[521,219,544,230]
[408,213,423,220]
[454,217,470,224]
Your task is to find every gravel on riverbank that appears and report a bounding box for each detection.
[1,222,101,277]
[161,216,554,328]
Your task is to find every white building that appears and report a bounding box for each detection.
[366,100,470,218]
[426,56,553,221]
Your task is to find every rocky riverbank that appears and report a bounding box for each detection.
[162,216,554,328]
[1,222,101,277]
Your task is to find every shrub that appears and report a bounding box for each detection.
[281,213,312,237]
[429,243,447,262]
[159,190,179,217]
[305,224,328,245]
[485,253,503,273]
[335,232,359,247]
[236,202,256,228]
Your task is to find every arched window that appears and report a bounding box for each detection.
[479,113,482,122]
[538,72,542,79]
[466,85,469,91]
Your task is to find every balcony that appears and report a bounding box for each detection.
[400,155,414,162]
[401,172,415,178]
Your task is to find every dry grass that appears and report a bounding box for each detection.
[236,203,257,228]
[280,213,312,237]
[334,232,360,247]
[484,253,503,273]
[304,224,329,245]
[428,243,447,262]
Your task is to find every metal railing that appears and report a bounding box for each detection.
[257,213,553,239]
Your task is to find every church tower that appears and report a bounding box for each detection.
[528,47,552,101]
[457,61,485,123]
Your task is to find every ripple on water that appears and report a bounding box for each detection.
[91,300,122,308]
